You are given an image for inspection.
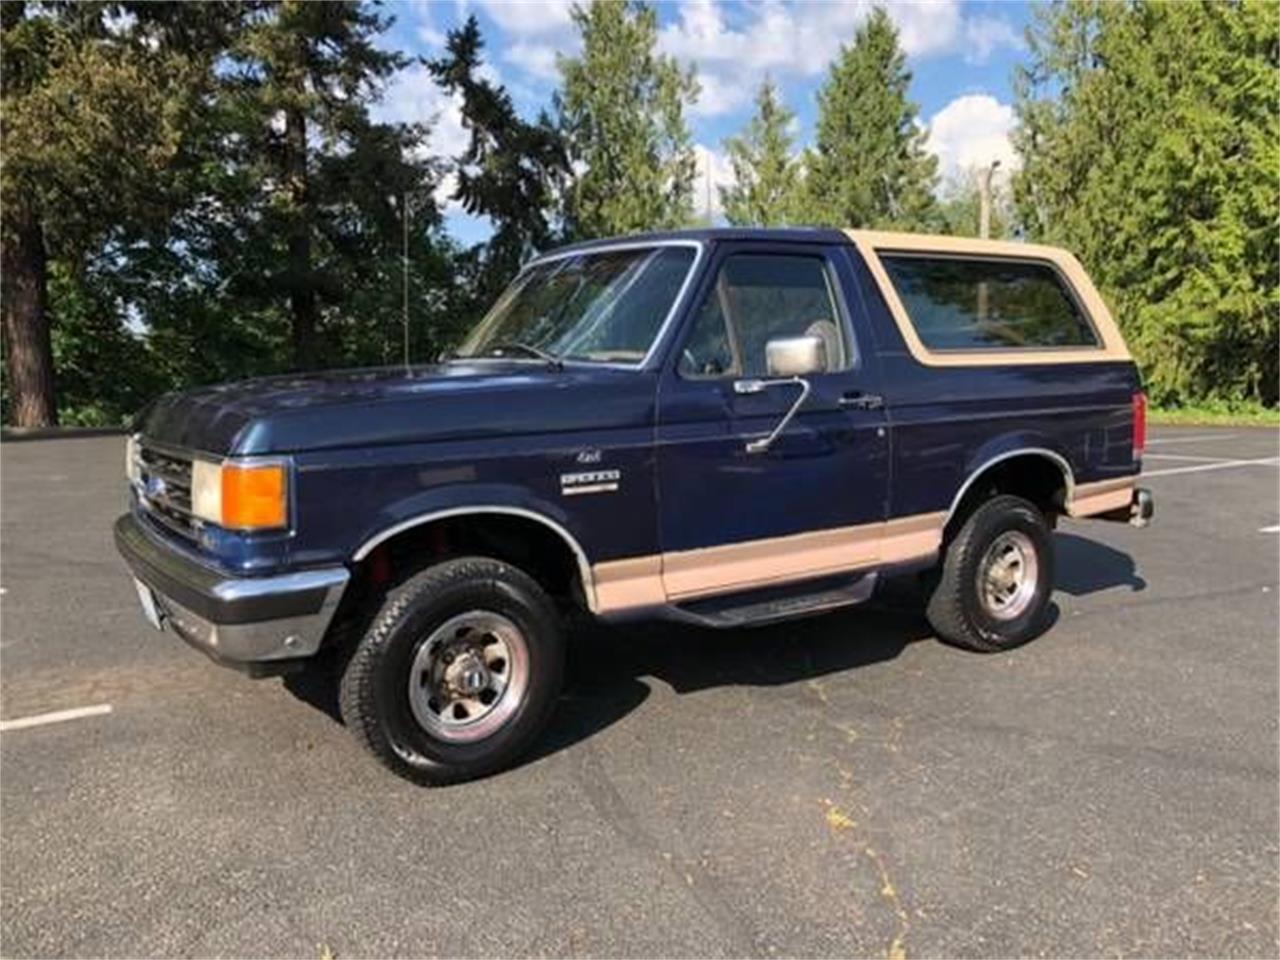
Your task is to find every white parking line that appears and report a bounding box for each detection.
[1146,434,1239,446]
[1143,453,1238,462]
[0,704,113,733]
[1260,525,1280,534]
[1143,457,1280,478]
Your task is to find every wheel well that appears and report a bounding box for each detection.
[945,453,1069,541]
[348,513,587,612]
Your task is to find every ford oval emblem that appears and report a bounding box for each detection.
[145,475,167,499]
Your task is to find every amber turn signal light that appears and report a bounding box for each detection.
[220,462,288,530]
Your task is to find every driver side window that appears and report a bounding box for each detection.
[678,253,850,378]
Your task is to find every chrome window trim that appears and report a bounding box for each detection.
[674,247,860,381]
[944,447,1075,525]
[352,505,599,612]
[483,239,707,372]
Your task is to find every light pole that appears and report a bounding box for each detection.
[402,191,413,369]
[978,158,1001,240]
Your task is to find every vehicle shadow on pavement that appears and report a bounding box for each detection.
[283,533,1137,768]
[524,600,937,764]
[280,598,936,767]
[1053,532,1147,596]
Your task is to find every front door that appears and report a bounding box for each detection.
[655,241,890,602]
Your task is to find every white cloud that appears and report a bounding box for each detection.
[377,64,471,209]
[504,40,563,82]
[924,94,1019,184]
[962,16,1025,65]
[655,0,1021,118]
[657,0,981,78]
[692,143,735,221]
[406,0,448,49]
[475,0,577,36]
[689,71,753,119]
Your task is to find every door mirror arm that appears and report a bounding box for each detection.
[734,376,812,455]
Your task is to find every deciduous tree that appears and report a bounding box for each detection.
[0,1,220,425]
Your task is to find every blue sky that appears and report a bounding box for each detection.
[375,0,1034,245]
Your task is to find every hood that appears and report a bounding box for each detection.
[138,362,656,456]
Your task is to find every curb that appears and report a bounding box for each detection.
[1,426,128,442]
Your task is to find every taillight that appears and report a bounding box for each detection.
[1132,391,1147,461]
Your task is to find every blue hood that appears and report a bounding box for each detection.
[138,362,656,456]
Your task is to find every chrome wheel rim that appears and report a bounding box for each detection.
[978,530,1039,621]
[408,610,529,743]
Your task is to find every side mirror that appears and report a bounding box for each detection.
[765,335,827,377]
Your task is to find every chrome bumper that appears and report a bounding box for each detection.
[114,514,349,670]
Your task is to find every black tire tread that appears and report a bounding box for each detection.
[926,494,1051,653]
[338,556,560,785]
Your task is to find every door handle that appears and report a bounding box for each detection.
[839,391,884,410]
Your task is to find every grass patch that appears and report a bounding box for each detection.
[1150,402,1280,427]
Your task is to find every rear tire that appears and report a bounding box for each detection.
[339,556,565,785]
[925,495,1054,652]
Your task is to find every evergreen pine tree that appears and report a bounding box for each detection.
[430,16,569,303]
[1014,0,1278,406]
[556,0,699,238]
[720,78,802,227]
[805,7,937,229]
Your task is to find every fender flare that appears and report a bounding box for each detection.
[352,503,599,613]
[944,447,1075,527]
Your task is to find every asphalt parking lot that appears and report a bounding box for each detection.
[1,426,1277,958]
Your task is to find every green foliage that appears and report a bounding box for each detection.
[430,16,569,304]
[803,7,938,229]
[556,0,699,238]
[1014,0,1279,407]
[0,1,218,257]
[1148,400,1280,427]
[935,168,1014,239]
[720,79,803,227]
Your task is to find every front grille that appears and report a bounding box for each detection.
[137,442,198,541]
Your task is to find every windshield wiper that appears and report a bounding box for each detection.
[485,340,564,369]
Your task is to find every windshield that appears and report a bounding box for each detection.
[456,245,697,365]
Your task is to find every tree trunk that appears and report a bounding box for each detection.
[1,195,57,427]
[285,104,317,370]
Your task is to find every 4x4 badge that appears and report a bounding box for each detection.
[560,469,620,496]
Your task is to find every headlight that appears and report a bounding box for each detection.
[125,434,141,485]
[191,459,289,531]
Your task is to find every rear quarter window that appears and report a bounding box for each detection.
[880,254,1099,351]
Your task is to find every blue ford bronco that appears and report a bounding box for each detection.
[116,228,1153,784]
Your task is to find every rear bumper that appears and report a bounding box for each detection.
[114,513,349,670]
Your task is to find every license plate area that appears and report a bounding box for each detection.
[133,578,164,631]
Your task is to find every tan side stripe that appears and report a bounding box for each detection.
[880,511,946,563]
[663,523,881,601]
[591,510,947,613]
[593,555,665,611]
[845,229,1132,368]
[1067,477,1136,518]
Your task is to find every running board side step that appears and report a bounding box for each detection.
[669,571,879,629]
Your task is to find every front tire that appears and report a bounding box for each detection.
[339,556,565,785]
[925,494,1055,652]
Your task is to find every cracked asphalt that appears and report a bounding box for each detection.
[1,426,1277,958]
